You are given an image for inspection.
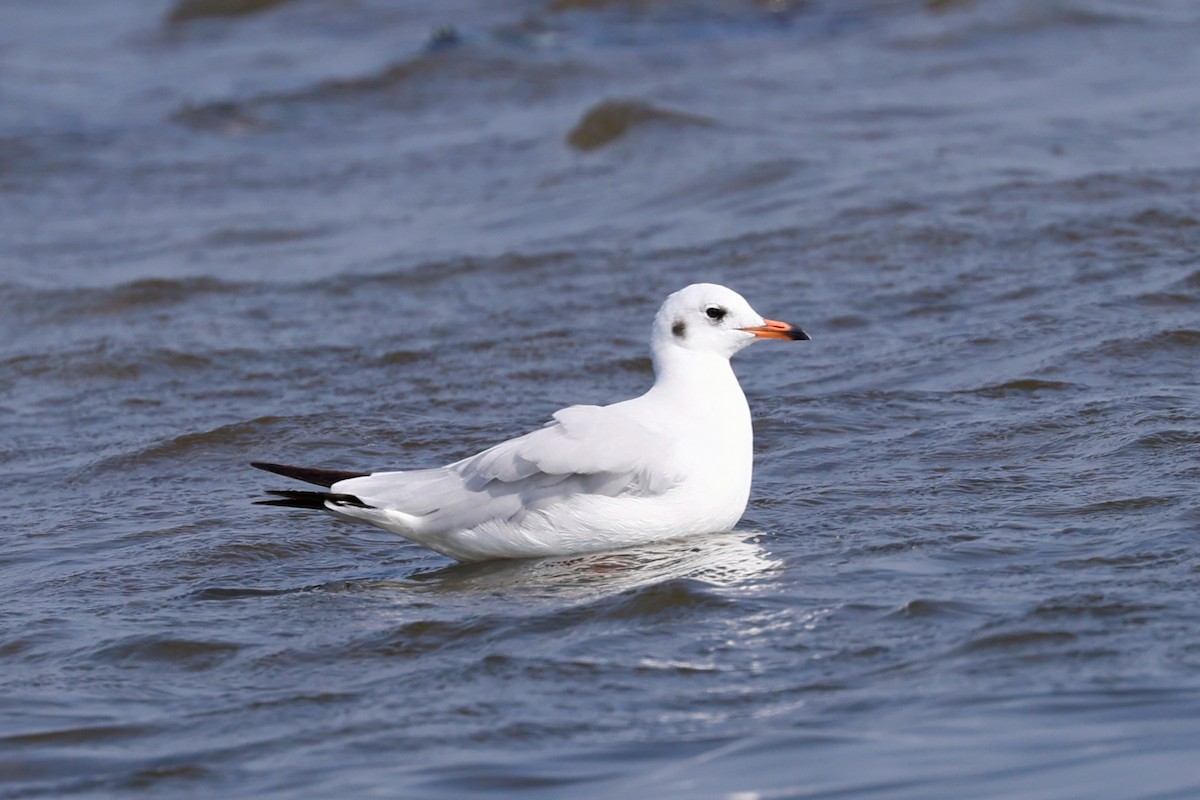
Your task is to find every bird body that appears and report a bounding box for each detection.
[254,283,808,561]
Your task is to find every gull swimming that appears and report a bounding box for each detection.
[253,283,809,562]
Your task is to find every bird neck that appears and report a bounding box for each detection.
[649,344,745,407]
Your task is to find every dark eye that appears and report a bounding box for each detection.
[705,306,727,321]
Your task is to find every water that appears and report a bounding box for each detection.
[2,0,1199,797]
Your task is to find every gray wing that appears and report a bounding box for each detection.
[333,405,682,531]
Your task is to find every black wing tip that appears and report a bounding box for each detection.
[255,489,371,510]
[255,496,324,510]
[250,461,370,488]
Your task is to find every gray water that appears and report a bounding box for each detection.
[2,1,1200,797]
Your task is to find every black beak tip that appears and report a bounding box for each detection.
[790,327,811,341]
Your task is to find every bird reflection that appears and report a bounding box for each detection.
[393,531,781,598]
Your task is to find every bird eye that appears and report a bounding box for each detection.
[705,306,727,321]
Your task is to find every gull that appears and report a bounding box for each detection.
[253,283,808,562]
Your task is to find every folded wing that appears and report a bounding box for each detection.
[333,404,681,532]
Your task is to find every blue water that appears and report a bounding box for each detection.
[2,1,1199,797]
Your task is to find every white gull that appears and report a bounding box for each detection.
[253,283,808,561]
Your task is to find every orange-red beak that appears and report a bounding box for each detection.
[740,318,810,341]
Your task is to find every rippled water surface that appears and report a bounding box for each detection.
[3,1,1200,797]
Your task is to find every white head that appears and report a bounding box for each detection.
[650,283,808,363]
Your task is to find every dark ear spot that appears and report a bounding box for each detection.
[672,319,686,339]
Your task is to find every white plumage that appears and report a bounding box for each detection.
[255,283,808,561]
